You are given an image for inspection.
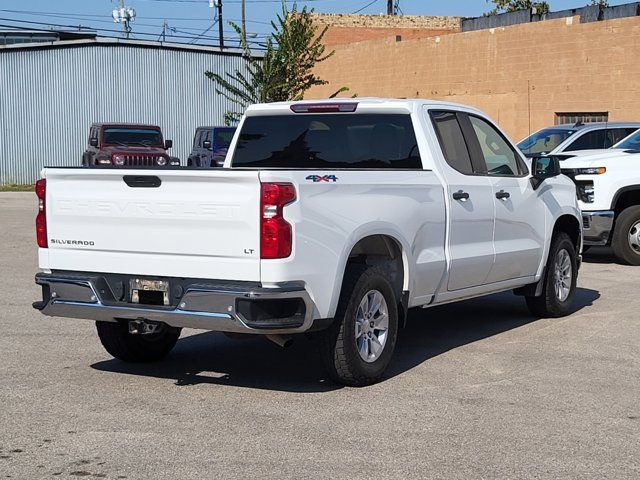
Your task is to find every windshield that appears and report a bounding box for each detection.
[232,114,421,169]
[103,128,163,146]
[613,129,640,150]
[517,128,576,156]
[214,128,236,148]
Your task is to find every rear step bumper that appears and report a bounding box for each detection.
[34,272,317,334]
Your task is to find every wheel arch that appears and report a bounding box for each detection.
[553,214,582,253]
[611,185,640,213]
[330,231,412,327]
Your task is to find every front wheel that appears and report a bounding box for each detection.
[525,232,577,318]
[96,321,181,362]
[317,265,398,387]
[611,206,640,266]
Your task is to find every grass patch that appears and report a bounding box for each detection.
[0,184,34,192]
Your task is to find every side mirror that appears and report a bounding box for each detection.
[530,155,561,190]
[164,139,173,149]
[89,138,98,147]
[202,140,212,150]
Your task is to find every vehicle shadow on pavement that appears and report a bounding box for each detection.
[91,288,600,392]
[387,287,600,380]
[581,247,620,264]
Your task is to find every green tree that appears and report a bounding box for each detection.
[486,0,551,15]
[589,0,608,7]
[205,2,348,124]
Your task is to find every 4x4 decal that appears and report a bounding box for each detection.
[306,175,338,183]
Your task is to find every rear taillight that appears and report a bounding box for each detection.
[35,179,47,248]
[260,182,296,259]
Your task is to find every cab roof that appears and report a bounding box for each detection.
[91,122,162,129]
[245,97,486,116]
[548,122,640,131]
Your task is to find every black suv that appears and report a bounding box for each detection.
[187,126,236,167]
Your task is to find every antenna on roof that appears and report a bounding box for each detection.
[573,120,584,127]
[112,0,135,39]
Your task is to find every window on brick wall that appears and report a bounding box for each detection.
[555,112,609,125]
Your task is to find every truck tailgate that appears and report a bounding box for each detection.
[41,168,261,281]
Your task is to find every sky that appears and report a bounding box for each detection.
[0,0,631,48]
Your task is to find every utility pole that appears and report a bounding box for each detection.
[387,0,393,15]
[119,0,127,37]
[161,20,168,42]
[241,0,246,45]
[218,0,224,49]
[210,0,224,50]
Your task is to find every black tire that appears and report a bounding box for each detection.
[96,321,181,363]
[611,206,640,266]
[317,264,398,387]
[525,231,578,318]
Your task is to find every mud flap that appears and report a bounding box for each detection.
[513,267,546,298]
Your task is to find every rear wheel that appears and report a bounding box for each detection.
[317,265,398,387]
[611,206,640,266]
[96,321,181,362]
[525,232,577,318]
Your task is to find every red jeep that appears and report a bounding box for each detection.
[82,123,179,167]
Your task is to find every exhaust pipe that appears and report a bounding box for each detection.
[266,334,293,348]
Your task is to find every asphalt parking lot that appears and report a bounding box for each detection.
[1,191,639,479]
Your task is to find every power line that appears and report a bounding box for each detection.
[0,11,270,37]
[0,17,268,48]
[0,17,269,40]
[188,17,217,44]
[138,0,342,3]
[353,0,378,14]
[0,9,272,25]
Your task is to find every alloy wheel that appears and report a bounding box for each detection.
[554,248,572,302]
[354,290,389,363]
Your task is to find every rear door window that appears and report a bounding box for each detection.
[609,128,637,146]
[430,111,474,175]
[565,129,607,151]
[232,114,422,169]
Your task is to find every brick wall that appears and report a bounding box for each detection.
[309,15,640,141]
[312,13,461,46]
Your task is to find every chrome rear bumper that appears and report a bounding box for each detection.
[34,272,316,334]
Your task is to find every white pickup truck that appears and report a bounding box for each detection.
[558,131,640,265]
[34,99,582,386]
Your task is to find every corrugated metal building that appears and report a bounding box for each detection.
[0,36,253,185]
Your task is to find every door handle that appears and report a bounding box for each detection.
[495,190,511,200]
[452,190,470,201]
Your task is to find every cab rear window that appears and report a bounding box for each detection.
[232,114,421,169]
